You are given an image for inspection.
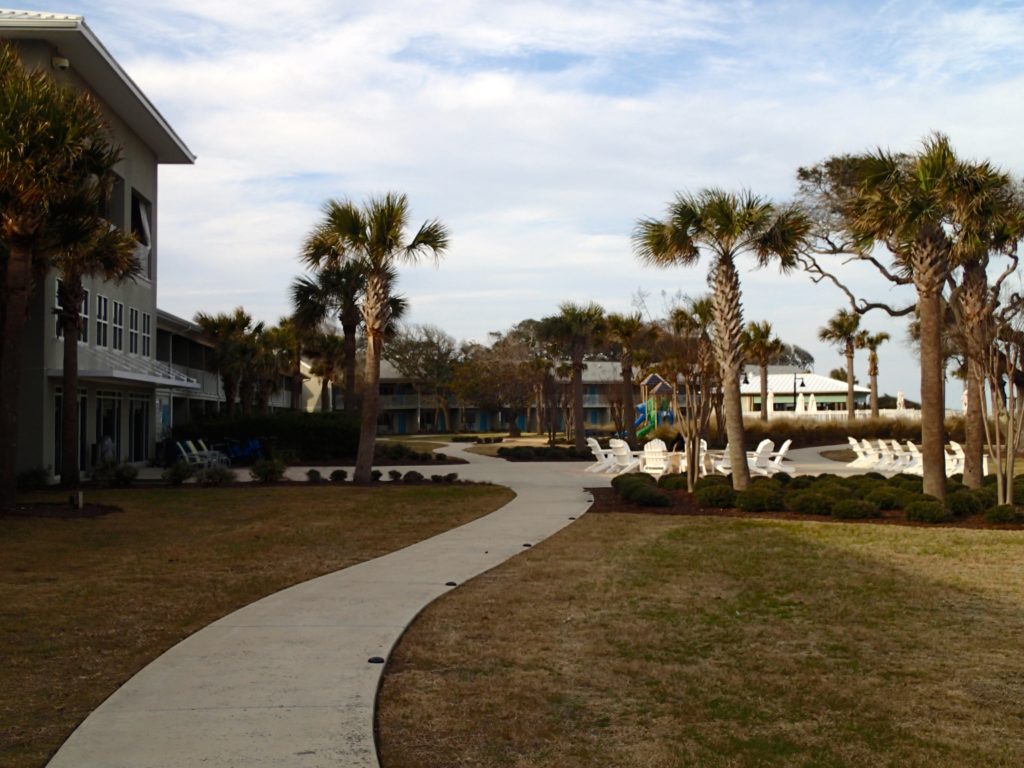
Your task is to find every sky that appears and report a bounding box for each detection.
[19,0,1024,405]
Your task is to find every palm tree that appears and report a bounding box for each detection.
[741,320,784,422]
[301,193,449,483]
[856,331,890,418]
[634,189,811,490]
[305,331,345,412]
[195,308,258,416]
[818,309,861,420]
[292,259,366,415]
[606,312,656,442]
[51,165,139,488]
[539,302,606,450]
[0,42,117,507]
[803,134,1018,498]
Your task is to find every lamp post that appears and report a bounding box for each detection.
[793,373,805,412]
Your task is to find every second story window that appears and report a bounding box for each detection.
[129,308,139,354]
[142,313,151,357]
[96,295,109,347]
[55,279,63,338]
[80,289,89,344]
[131,190,152,279]
[112,301,124,351]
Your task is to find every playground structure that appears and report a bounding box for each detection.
[635,373,676,438]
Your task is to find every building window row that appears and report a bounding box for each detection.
[53,279,150,357]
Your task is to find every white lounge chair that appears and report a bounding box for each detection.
[639,439,671,479]
[186,439,230,468]
[762,439,793,476]
[847,437,875,469]
[608,439,640,475]
[585,437,615,473]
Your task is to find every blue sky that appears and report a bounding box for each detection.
[17,0,1024,405]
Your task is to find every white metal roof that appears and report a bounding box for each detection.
[0,9,194,164]
[741,372,869,395]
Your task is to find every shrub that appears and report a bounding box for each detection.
[402,470,424,483]
[693,484,735,509]
[945,490,982,518]
[694,474,730,490]
[496,447,511,457]
[612,473,655,493]
[626,484,671,507]
[890,475,923,493]
[250,459,286,483]
[173,411,359,461]
[985,505,1022,524]
[306,469,323,483]
[657,473,690,491]
[329,469,348,482]
[195,464,235,486]
[371,470,383,482]
[162,460,195,486]
[17,467,50,490]
[831,499,880,519]
[785,491,833,516]
[971,485,998,509]
[417,452,433,461]
[786,475,816,491]
[431,474,443,483]
[444,473,458,483]
[865,486,906,511]
[905,500,952,523]
[388,470,402,481]
[735,487,784,513]
[92,461,137,488]
[435,453,448,461]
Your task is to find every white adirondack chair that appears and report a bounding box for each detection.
[903,441,923,476]
[763,439,793,476]
[887,439,912,474]
[608,439,640,475]
[947,441,966,476]
[860,439,882,470]
[585,437,615,473]
[639,439,671,479]
[847,437,872,468]
[748,440,776,476]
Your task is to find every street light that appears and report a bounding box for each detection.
[793,373,805,412]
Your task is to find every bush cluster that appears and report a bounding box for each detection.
[693,483,736,509]
[250,459,286,483]
[17,467,51,490]
[173,411,359,462]
[91,461,138,488]
[905,499,952,523]
[195,464,235,486]
[612,473,670,507]
[162,460,195,486]
[329,469,347,482]
[374,443,443,462]
[985,505,1023,524]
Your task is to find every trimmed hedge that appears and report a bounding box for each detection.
[694,484,736,509]
[945,490,982,518]
[736,486,784,512]
[785,491,833,515]
[173,411,359,461]
[905,499,953,523]
[831,499,880,520]
[985,505,1022,524]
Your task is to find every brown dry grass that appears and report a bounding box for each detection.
[379,514,1024,768]
[0,483,513,768]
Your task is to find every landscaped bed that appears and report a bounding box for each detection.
[378,510,1024,767]
[0,484,513,768]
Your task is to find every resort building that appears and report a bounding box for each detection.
[3,10,195,479]
[740,367,871,415]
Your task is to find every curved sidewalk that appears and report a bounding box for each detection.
[48,445,598,768]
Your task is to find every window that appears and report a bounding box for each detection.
[142,312,151,357]
[131,190,152,278]
[112,301,124,351]
[128,395,150,462]
[95,295,109,347]
[55,279,63,338]
[80,289,89,344]
[95,391,122,462]
[105,174,126,230]
[128,308,139,354]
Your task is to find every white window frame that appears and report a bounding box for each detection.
[142,312,151,357]
[128,307,139,354]
[55,279,63,338]
[80,289,89,344]
[112,300,124,351]
[96,295,109,348]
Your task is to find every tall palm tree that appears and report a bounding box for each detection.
[806,134,1018,498]
[292,259,366,415]
[606,312,656,442]
[856,330,890,418]
[305,331,345,412]
[0,42,117,507]
[51,166,139,487]
[301,193,449,482]
[195,308,258,416]
[634,189,811,490]
[818,309,861,420]
[539,302,606,450]
[741,320,784,422]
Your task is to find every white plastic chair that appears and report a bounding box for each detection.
[903,441,923,476]
[585,437,615,473]
[608,439,640,475]
[762,439,793,476]
[748,440,776,476]
[639,439,671,479]
[947,441,966,476]
[847,437,874,468]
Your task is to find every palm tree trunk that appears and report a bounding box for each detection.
[916,257,948,499]
[622,354,636,442]
[711,256,750,490]
[759,362,768,422]
[845,346,855,421]
[320,377,331,412]
[355,331,381,482]
[572,357,586,450]
[60,277,84,489]
[342,320,357,415]
[0,239,34,508]
[963,367,985,489]
[869,354,879,418]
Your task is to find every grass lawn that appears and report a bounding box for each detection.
[379,513,1024,767]
[1,484,513,768]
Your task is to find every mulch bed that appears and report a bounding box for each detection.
[585,487,1024,530]
[1,501,122,519]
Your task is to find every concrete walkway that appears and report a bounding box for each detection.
[48,444,599,768]
[47,442,853,767]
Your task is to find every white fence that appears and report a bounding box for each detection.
[739,408,962,423]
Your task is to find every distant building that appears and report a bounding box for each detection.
[740,366,870,413]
